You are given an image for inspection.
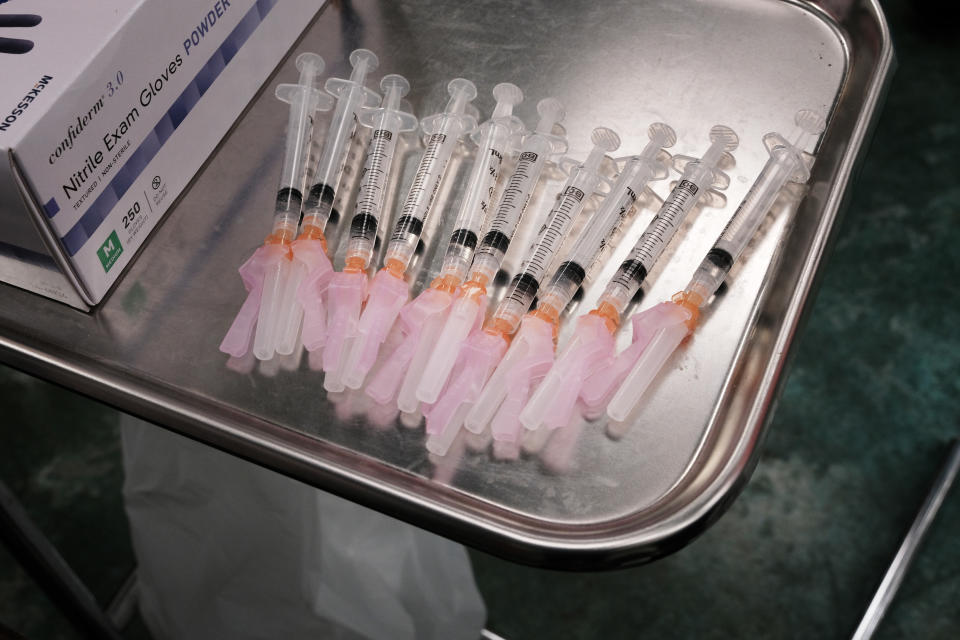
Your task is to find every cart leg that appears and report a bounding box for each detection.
[852,438,960,639]
[0,479,125,640]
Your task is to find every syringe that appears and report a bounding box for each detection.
[333,78,480,388]
[219,53,333,360]
[273,49,380,356]
[412,98,567,407]
[475,124,677,442]
[519,125,739,432]
[423,127,620,452]
[592,110,825,423]
[321,74,419,391]
[362,83,525,407]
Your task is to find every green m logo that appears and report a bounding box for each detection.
[96,230,123,272]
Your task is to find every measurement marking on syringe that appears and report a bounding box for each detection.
[489,152,537,230]
[354,133,393,217]
[476,148,505,216]
[632,180,698,266]
[522,187,583,280]
[400,133,447,215]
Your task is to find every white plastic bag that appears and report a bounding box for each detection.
[121,414,485,640]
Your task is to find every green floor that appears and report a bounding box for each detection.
[2,0,958,637]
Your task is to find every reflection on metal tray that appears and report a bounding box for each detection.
[0,0,893,568]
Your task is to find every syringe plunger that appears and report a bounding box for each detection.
[344,74,415,269]
[490,82,523,118]
[684,110,824,305]
[534,261,584,322]
[384,77,479,272]
[347,48,378,83]
[579,126,620,172]
[271,53,330,242]
[301,49,381,237]
[534,98,564,134]
[437,83,524,285]
[443,77,478,114]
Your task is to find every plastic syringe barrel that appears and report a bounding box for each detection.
[467,98,565,288]
[438,83,523,284]
[537,124,675,317]
[271,53,328,243]
[301,49,379,234]
[344,75,417,268]
[383,78,478,272]
[490,127,620,335]
[469,139,549,286]
[596,125,738,319]
[685,112,824,303]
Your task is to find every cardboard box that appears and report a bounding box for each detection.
[0,0,322,309]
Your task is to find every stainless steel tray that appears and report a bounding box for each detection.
[0,0,893,568]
